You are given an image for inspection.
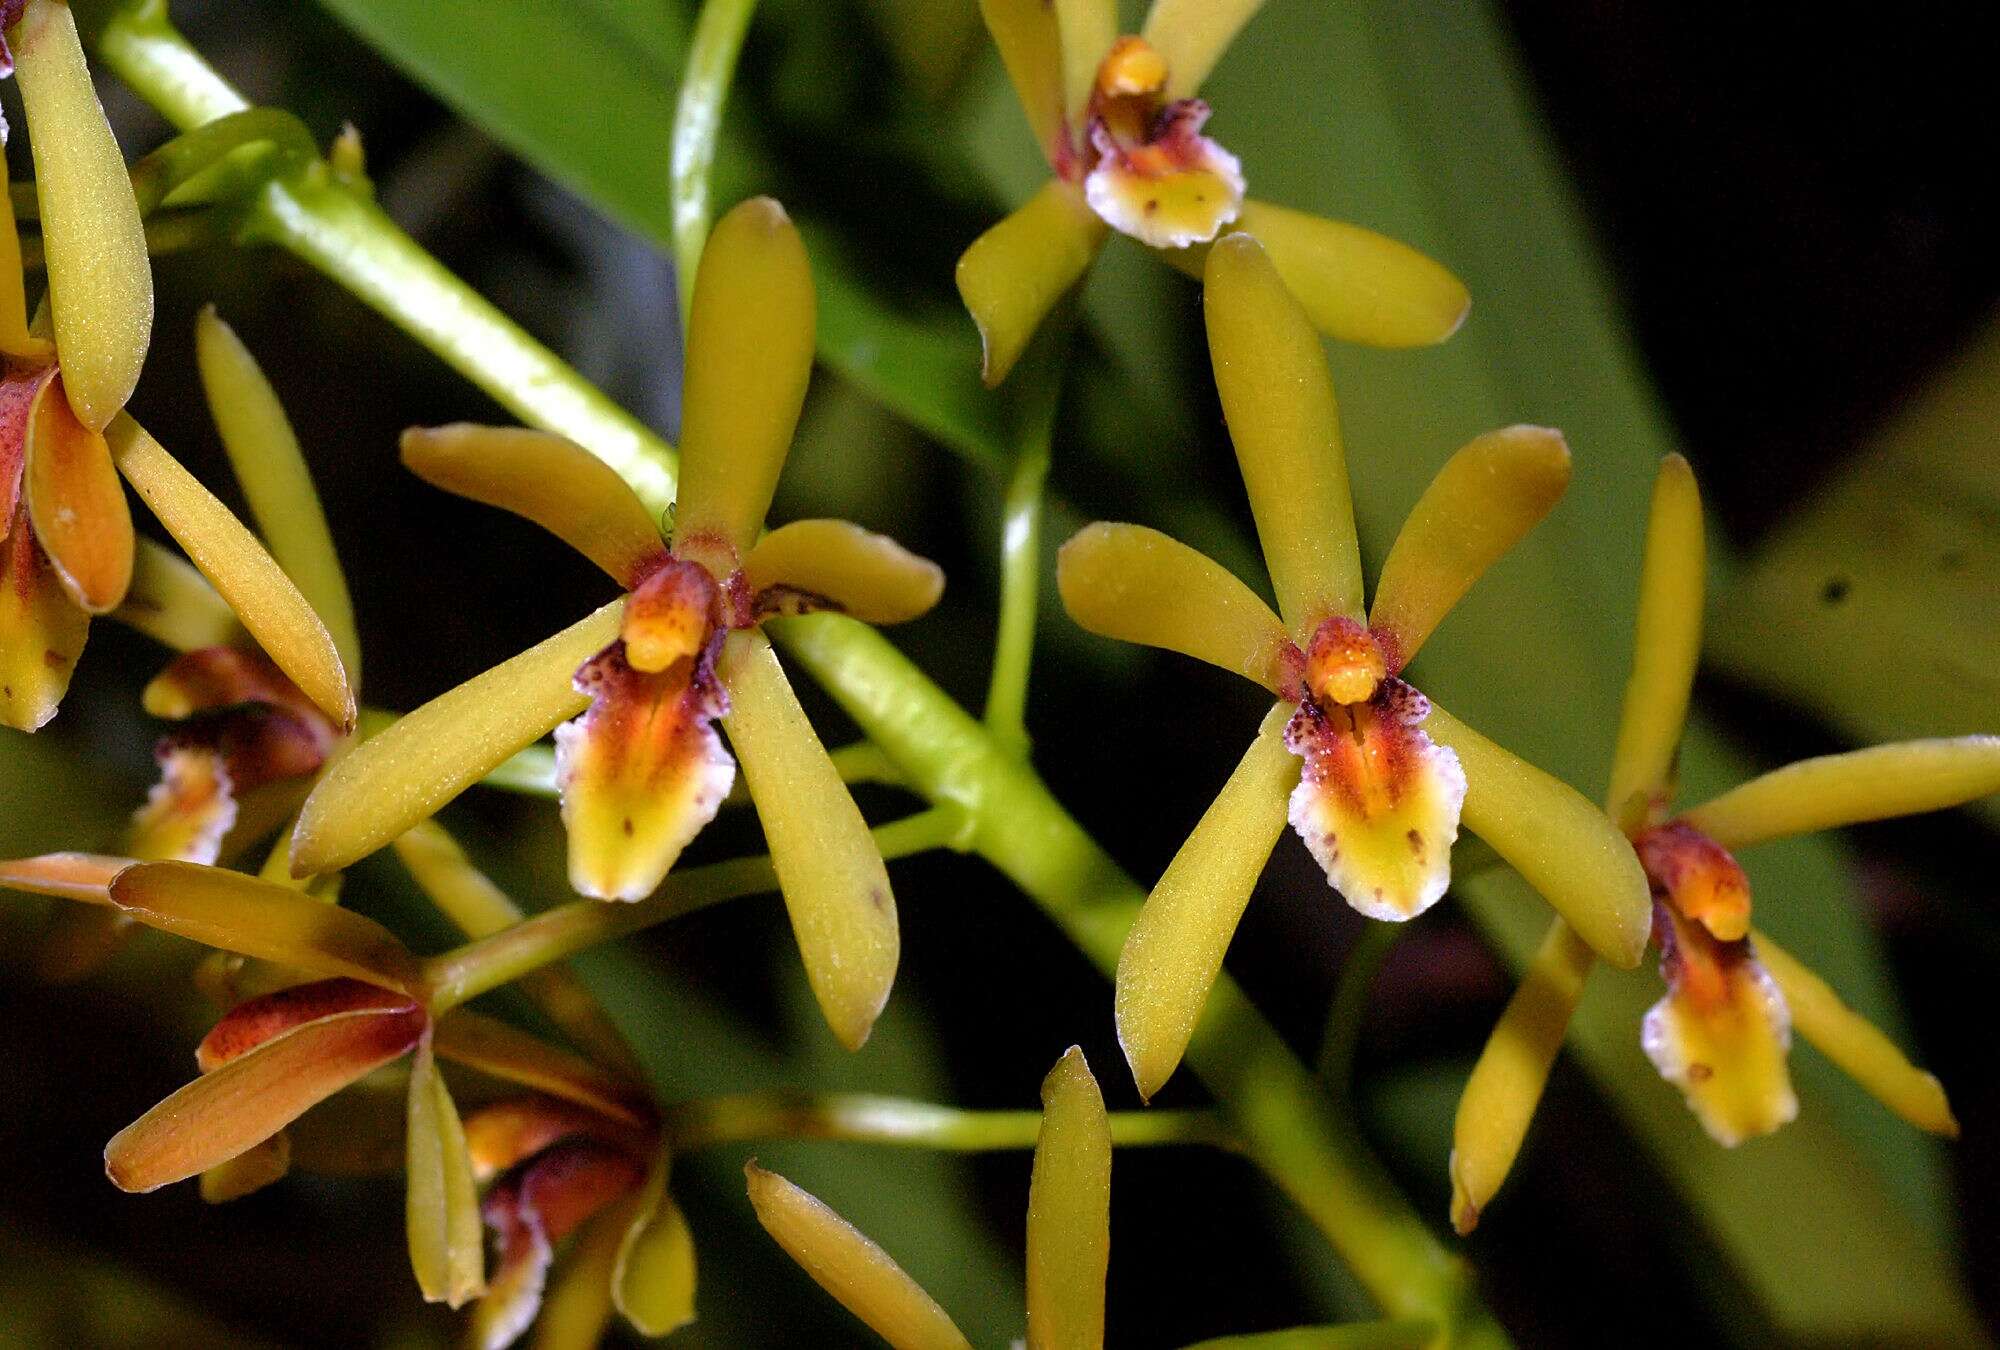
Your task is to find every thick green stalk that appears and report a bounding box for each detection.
[670,0,759,328]
[662,1090,1235,1154]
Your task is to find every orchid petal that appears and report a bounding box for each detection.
[1680,737,2000,851]
[0,851,125,903]
[431,1010,650,1129]
[1057,523,1290,691]
[534,1190,626,1349]
[0,362,51,527]
[290,601,623,876]
[0,153,34,353]
[1117,704,1295,1100]
[195,308,360,679]
[109,860,417,990]
[1140,0,1267,97]
[1604,454,1705,830]
[614,1151,700,1337]
[673,198,815,566]
[1204,234,1362,635]
[1084,102,1245,250]
[1755,932,1956,1137]
[1642,912,1797,1147]
[400,424,662,587]
[1054,0,1118,125]
[0,505,88,730]
[1448,919,1594,1234]
[25,374,133,612]
[112,538,243,652]
[956,180,1106,387]
[11,0,152,431]
[1026,1046,1110,1350]
[108,415,354,729]
[127,746,237,866]
[406,1037,486,1308]
[198,1131,291,1204]
[744,1162,972,1350]
[1368,426,1571,671]
[744,519,944,625]
[719,628,900,1052]
[976,0,1065,165]
[1425,702,1651,969]
[105,991,424,1192]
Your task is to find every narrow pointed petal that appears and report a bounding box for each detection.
[1026,1047,1111,1350]
[1448,920,1594,1234]
[127,746,237,865]
[1756,932,1956,1136]
[1425,702,1651,968]
[744,1162,972,1350]
[534,1194,626,1350]
[1286,683,1466,922]
[0,851,125,903]
[1368,427,1571,672]
[24,374,133,611]
[557,647,735,901]
[0,505,88,730]
[431,1011,650,1129]
[406,1038,487,1308]
[1604,454,1705,830]
[0,154,34,353]
[614,1152,700,1337]
[1057,522,1291,691]
[977,0,1065,164]
[11,0,153,430]
[1204,234,1362,634]
[1117,704,1295,1100]
[199,1131,291,1203]
[400,424,663,587]
[290,601,623,876]
[196,308,360,679]
[1643,911,1797,1146]
[1054,0,1118,124]
[673,198,815,566]
[719,629,899,1051]
[1141,0,1266,96]
[745,520,944,625]
[108,416,353,728]
[112,538,243,652]
[1680,737,2000,851]
[956,180,1106,387]
[105,995,425,1192]
[109,861,417,990]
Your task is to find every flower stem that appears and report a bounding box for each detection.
[671,0,760,330]
[982,356,1060,759]
[661,1090,1235,1154]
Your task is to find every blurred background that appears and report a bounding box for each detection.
[1,0,1995,1344]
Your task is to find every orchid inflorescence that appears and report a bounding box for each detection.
[0,0,1994,1346]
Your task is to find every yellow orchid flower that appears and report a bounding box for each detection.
[1448,454,2000,1233]
[289,197,944,1052]
[958,0,1469,383]
[1057,235,1651,1100]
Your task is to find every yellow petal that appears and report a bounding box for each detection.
[107,415,354,729]
[719,628,899,1051]
[111,537,244,652]
[1285,683,1465,922]
[406,1037,487,1308]
[1448,920,1594,1234]
[1054,0,1118,126]
[127,746,237,865]
[1057,522,1291,691]
[1026,1046,1110,1350]
[534,1190,626,1349]
[0,152,33,353]
[430,1010,649,1130]
[108,860,417,990]
[11,0,153,430]
[25,373,133,612]
[195,308,360,679]
[955,180,1106,388]
[1603,454,1704,831]
[1116,704,1295,1100]
[290,601,624,876]
[1643,912,1797,1147]
[743,519,944,625]
[673,198,815,566]
[744,1162,971,1350]
[977,0,1065,163]
[0,500,89,731]
[1425,702,1651,969]
[0,851,125,903]
[1367,426,1571,672]
[1204,233,1362,635]
[614,1152,699,1337]
[1140,0,1266,97]
[400,424,663,587]
[105,995,425,1192]
[1680,737,2000,851]
[1756,932,1956,1137]
[199,1131,291,1204]
[557,647,735,901]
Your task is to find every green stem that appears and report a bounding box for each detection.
[419,807,965,1011]
[662,1090,1235,1154]
[1318,919,1405,1094]
[671,0,760,329]
[982,389,1055,759]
